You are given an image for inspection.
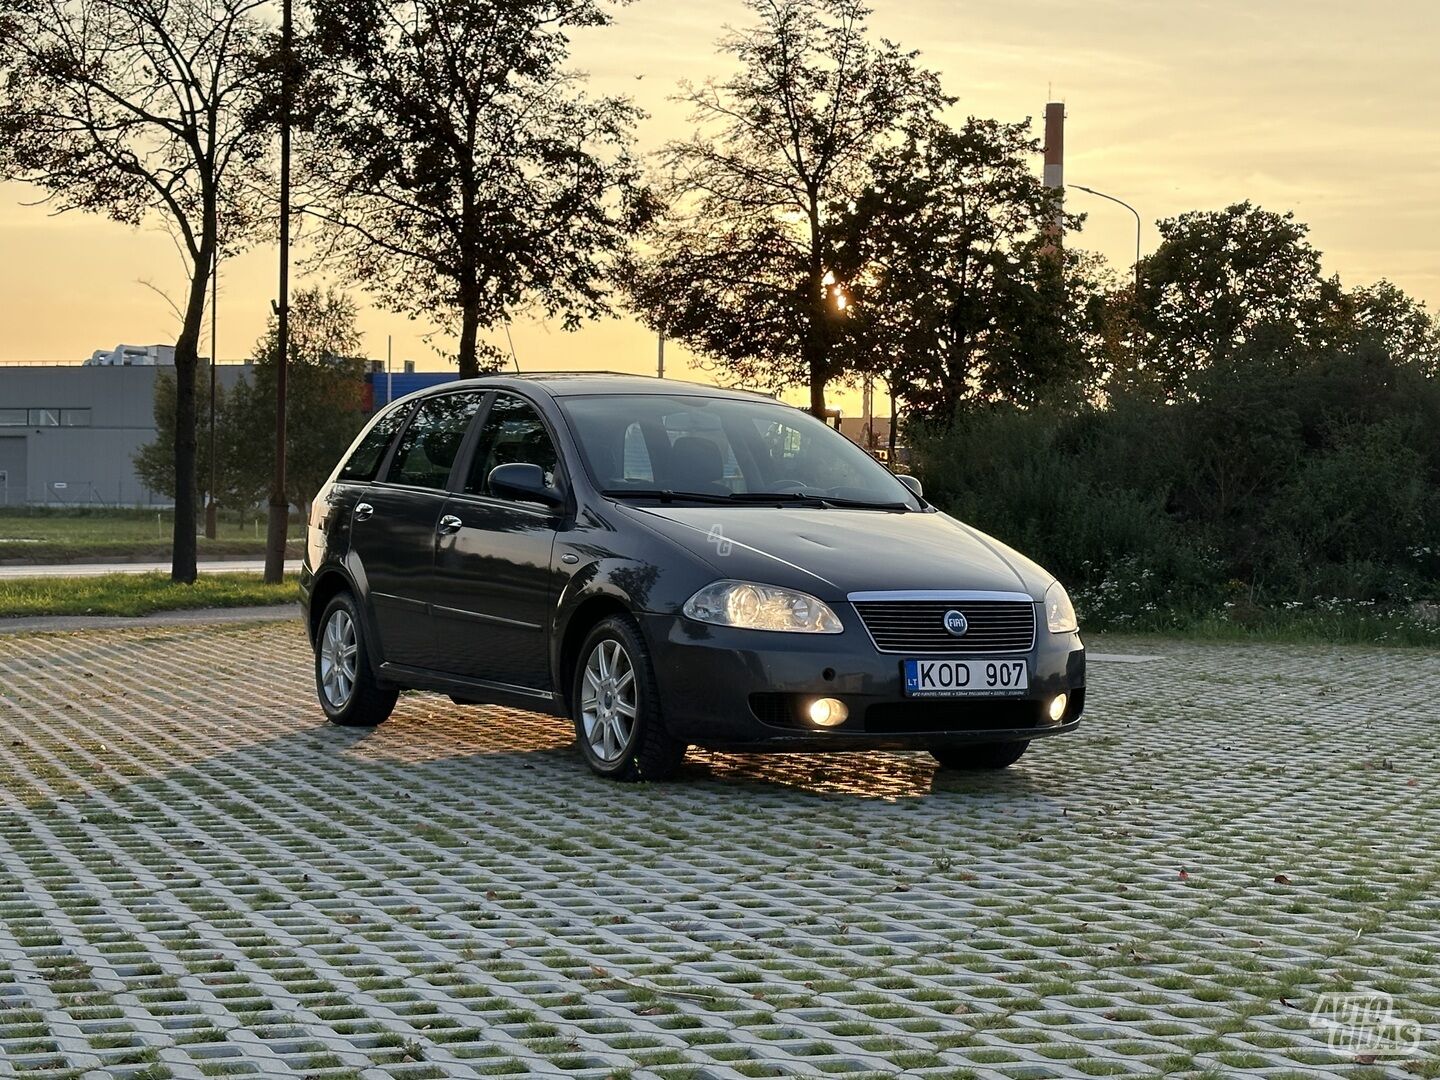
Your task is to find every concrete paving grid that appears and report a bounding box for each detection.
[0,619,1435,1078]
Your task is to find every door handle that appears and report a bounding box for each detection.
[437,514,463,535]
[353,502,374,521]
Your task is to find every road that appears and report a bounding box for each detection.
[0,557,301,579]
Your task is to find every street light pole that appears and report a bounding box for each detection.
[1072,184,1142,292]
[262,0,292,585]
[205,247,218,539]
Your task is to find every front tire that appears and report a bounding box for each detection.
[930,740,1030,770]
[572,616,685,781]
[315,592,398,728]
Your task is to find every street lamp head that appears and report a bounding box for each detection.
[1066,184,1142,290]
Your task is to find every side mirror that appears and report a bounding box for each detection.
[488,462,564,508]
[896,473,923,498]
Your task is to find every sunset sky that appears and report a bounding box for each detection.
[1,0,1436,415]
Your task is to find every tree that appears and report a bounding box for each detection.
[630,0,945,416]
[1132,202,1323,399]
[1312,277,1440,373]
[0,0,270,581]
[134,362,232,506]
[1127,204,1440,399]
[135,289,369,513]
[225,286,369,508]
[136,287,369,514]
[298,0,650,378]
[830,117,1099,421]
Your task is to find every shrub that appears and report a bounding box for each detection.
[908,350,1440,629]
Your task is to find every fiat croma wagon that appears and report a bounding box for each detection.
[299,374,1085,780]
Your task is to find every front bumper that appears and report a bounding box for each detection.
[641,613,1086,752]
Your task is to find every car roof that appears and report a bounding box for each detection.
[412,371,777,402]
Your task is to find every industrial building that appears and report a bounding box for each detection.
[0,360,458,507]
[0,363,254,506]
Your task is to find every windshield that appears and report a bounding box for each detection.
[558,394,921,510]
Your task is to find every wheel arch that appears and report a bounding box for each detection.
[556,593,634,712]
[307,567,360,647]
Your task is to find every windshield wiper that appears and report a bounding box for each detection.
[602,488,739,505]
[804,494,912,512]
[721,491,911,511]
[604,488,910,511]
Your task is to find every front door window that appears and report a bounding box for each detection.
[465,393,559,496]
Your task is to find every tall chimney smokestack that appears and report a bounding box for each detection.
[1043,101,1065,244]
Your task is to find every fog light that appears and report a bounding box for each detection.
[807,697,848,727]
[1048,693,1068,723]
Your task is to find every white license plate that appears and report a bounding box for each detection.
[903,658,1029,697]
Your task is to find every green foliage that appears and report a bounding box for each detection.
[299,0,650,376]
[135,287,370,513]
[832,117,1103,418]
[225,287,370,509]
[630,0,947,413]
[133,363,225,505]
[1122,202,1440,404]
[1129,202,1323,399]
[910,349,1440,630]
[0,0,273,581]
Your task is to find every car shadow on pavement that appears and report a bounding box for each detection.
[326,692,1052,804]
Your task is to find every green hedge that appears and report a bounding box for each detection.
[910,351,1440,633]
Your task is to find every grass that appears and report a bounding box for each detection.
[0,572,299,618]
[1089,605,1440,648]
[0,508,303,563]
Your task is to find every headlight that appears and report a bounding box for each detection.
[683,580,843,633]
[1045,580,1079,634]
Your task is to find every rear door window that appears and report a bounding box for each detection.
[385,392,485,489]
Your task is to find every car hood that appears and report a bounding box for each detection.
[622,504,1052,601]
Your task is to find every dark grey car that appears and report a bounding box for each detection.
[299,374,1085,780]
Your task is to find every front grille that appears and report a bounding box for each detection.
[864,700,1042,734]
[851,596,1037,654]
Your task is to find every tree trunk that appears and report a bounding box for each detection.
[805,289,829,419]
[887,377,899,464]
[804,200,829,419]
[170,251,211,584]
[808,357,826,419]
[457,292,480,379]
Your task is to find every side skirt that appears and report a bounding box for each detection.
[377,662,567,718]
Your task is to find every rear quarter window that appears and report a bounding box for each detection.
[338,403,411,482]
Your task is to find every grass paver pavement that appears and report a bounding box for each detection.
[0,622,1434,1078]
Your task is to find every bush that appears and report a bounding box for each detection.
[909,350,1440,630]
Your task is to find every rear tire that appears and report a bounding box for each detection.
[572,615,686,781]
[930,740,1029,770]
[315,592,398,728]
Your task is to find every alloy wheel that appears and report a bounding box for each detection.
[319,608,358,709]
[580,638,637,763]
